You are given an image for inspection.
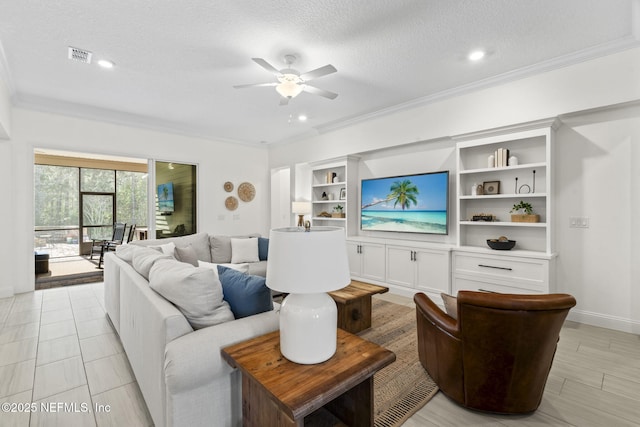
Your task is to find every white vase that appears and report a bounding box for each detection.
[508,155,518,166]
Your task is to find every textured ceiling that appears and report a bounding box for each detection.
[0,0,638,145]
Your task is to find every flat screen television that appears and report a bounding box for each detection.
[157,182,175,213]
[360,171,449,234]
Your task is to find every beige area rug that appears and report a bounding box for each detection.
[360,299,439,427]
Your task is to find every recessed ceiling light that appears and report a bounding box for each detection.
[97,59,115,69]
[298,114,308,122]
[468,50,485,61]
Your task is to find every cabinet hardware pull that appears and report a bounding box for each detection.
[478,264,512,271]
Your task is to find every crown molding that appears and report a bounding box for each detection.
[12,93,267,149]
[314,37,640,138]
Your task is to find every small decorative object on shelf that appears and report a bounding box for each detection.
[482,181,500,195]
[321,191,328,200]
[510,201,540,223]
[508,155,518,166]
[332,204,345,218]
[487,236,516,250]
[472,214,495,222]
[339,188,346,200]
[488,154,495,168]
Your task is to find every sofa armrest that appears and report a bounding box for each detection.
[164,308,279,393]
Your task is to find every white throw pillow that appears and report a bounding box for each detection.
[197,260,250,278]
[149,259,235,329]
[150,241,177,257]
[230,238,259,264]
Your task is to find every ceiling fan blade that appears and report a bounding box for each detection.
[303,85,338,100]
[300,64,337,81]
[252,58,282,75]
[233,82,278,89]
[279,96,290,106]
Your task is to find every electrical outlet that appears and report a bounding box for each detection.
[569,217,590,228]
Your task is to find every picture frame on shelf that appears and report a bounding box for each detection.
[482,181,500,195]
[339,188,346,200]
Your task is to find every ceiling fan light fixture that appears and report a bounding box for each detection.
[276,81,304,99]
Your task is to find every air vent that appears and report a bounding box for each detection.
[68,46,92,64]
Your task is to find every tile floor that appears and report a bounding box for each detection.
[1,283,639,426]
[0,282,152,427]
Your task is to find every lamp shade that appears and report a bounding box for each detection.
[266,227,350,294]
[291,201,311,214]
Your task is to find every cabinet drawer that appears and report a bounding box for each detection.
[453,277,545,295]
[453,253,548,285]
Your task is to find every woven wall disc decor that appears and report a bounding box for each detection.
[223,181,234,192]
[225,196,238,211]
[237,182,256,202]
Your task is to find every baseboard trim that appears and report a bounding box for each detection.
[0,285,13,298]
[567,309,640,335]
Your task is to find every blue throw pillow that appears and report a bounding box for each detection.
[258,237,269,261]
[217,265,273,319]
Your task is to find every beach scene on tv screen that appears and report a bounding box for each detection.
[361,172,448,234]
[158,183,175,212]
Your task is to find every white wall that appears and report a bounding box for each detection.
[556,105,640,332]
[268,47,640,333]
[0,78,10,139]
[3,108,270,295]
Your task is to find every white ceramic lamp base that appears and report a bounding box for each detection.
[279,292,337,364]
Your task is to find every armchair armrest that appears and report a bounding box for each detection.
[414,292,459,338]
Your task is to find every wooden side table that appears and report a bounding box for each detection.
[221,329,395,426]
[329,281,389,333]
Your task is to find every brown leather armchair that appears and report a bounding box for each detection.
[414,291,576,414]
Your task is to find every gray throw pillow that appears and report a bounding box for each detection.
[132,247,173,280]
[148,259,234,329]
[174,245,199,267]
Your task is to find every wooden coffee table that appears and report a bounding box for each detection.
[221,329,395,426]
[329,281,389,334]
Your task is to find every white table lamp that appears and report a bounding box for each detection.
[266,226,351,364]
[291,201,312,227]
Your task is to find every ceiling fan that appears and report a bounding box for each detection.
[234,54,338,105]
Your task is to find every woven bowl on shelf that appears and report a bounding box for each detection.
[486,239,516,250]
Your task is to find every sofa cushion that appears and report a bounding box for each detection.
[197,260,250,276]
[210,233,260,263]
[217,266,273,319]
[149,259,235,329]
[132,233,212,263]
[258,237,269,261]
[247,261,267,277]
[174,245,199,267]
[231,238,259,264]
[132,247,174,280]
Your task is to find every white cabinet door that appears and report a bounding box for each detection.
[346,241,385,282]
[360,242,386,282]
[386,246,415,288]
[415,249,450,294]
[346,241,362,278]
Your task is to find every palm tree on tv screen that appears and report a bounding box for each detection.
[361,179,419,210]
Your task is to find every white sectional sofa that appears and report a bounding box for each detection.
[104,232,278,427]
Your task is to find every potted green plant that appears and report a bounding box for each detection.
[332,204,345,218]
[510,201,540,223]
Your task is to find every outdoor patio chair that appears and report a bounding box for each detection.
[90,222,127,268]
